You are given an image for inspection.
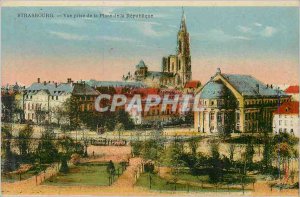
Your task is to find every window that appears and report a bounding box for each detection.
[56,96,58,100]
[284,120,287,126]
[236,113,240,122]
[284,128,287,133]
[279,120,282,126]
[178,60,181,70]
[210,113,215,121]
[217,113,222,122]
[211,101,214,105]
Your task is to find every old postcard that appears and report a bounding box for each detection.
[1,0,299,196]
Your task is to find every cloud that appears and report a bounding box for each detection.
[254,22,262,27]
[237,23,278,38]
[195,29,251,42]
[49,31,88,41]
[237,25,252,33]
[260,26,277,37]
[96,35,136,43]
[109,20,172,37]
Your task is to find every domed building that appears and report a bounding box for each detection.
[195,80,237,133]
[194,68,291,134]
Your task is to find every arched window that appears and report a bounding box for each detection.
[178,60,181,70]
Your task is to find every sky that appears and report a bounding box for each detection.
[2,6,299,86]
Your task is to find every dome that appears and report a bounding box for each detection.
[136,60,147,69]
[199,81,227,99]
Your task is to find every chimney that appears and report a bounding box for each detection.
[270,84,273,89]
[55,82,58,87]
[43,81,46,85]
[37,78,40,83]
[67,78,72,83]
[256,84,259,93]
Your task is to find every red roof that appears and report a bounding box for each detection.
[184,80,201,88]
[273,101,299,115]
[285,85,299,94]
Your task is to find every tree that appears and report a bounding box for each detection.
[208,143,223,184]
[115,110,135,130]
[2,125,18,172]
[107,160,116,176]
[188,137,199,156]
[34,108,48,124]
[244,142,255,168]
[56,135,81,173]
[52,106,68,126]
[262,133,273,170]
[36,128,59,164]
[16,124,33,159]
[65,97,82,129]
[115,122,125,140]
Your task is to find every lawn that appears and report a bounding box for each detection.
[135,173,248,192]
[44,162,122,186]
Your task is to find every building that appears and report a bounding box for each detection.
[284,85,299,101]
[184,80,201,94]
[194,68,291,133]
[22,78,99,124]
[273,101,299,137]
[124,88,184,125]
[124,9,192,89]
[86,79,146,89]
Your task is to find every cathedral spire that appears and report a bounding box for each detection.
[180,7,187,32]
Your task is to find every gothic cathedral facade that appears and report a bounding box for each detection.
[126,10,192,89]
[162,11,192,87]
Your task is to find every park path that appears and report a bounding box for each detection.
[1,146,146,195]
[113,157,143,188]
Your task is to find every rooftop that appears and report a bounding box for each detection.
[273,101,299,115]
[222,73,287,97]
[285,85,299,94]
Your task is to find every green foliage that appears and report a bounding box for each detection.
[273,132,299,146]
[131,141,143,157]
[2,126,18,172]
[115,110,135,130]
[107,160,116,175]
[244,143,255,166]
[131,139,164,161]
[188,137,199,156]
[65,97,82,129]
[16,124,33,158]
[59,155,69,173]
[36,128,59,164]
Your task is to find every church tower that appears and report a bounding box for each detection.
[176,8,191,86]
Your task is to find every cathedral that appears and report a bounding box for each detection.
[123,10,192,89]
